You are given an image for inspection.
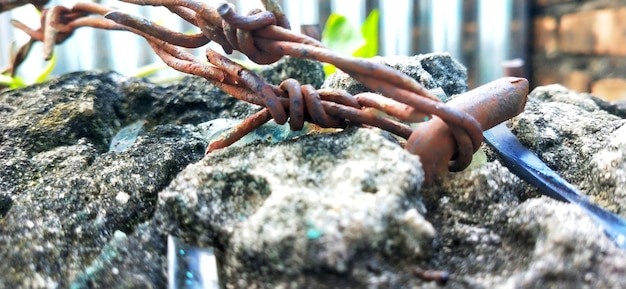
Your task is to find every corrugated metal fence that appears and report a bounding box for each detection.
[1,0,528,87]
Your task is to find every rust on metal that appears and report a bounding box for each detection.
[407,77,528,182]
[5,0,529,183]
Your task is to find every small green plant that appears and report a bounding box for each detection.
[1,6,57,90]
[0,52,56,90]
[321,9,379,77]
[0,73,27,90]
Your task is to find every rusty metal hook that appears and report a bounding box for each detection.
[407,77,528,182]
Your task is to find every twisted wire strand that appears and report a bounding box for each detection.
[206,77,417,153]
[207,4,483,170]
[8,0,485,173]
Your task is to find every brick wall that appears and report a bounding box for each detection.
[532,0,626,102]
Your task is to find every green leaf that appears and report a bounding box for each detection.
[0,75,15,87]
[0,74,27,89]
[321,10,379,78]
[323,64,337,76]
[353,9,379,58]
[322,13,365,57]
[35,51,56,83]
[133,62,169,78]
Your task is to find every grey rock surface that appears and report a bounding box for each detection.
[0,71,214,288]
[258,56,326,89]
[0,53,625,289]
[510,84,626,215]
[170,128,430,288]
[322,53,468,97]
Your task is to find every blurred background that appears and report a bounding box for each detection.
[1,0,626,102]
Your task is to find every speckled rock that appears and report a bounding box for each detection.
[322,53,468,97]
[422,83,626,288]
[0,124,206,289]
[66,127,432,289]
[258,56,325,88]
[500,198,626,289]
[0,57,325,288]
[2,53,626,289]
[510,84,626,215]
[177,128,430,288]
[421,161,626,289]
[226,130,429,284]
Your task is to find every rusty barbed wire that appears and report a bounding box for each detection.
[4,0,528,182]
[0,0,48,14]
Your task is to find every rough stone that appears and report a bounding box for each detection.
[64,127,430,289]
[510,84,626,214]
[322,53,468,97]
[176,128,428,288]
[0,125,206,288]
[258,56,326,89]
[500,198,626,289]
[1,53,626,289]
[421,161,626,289]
